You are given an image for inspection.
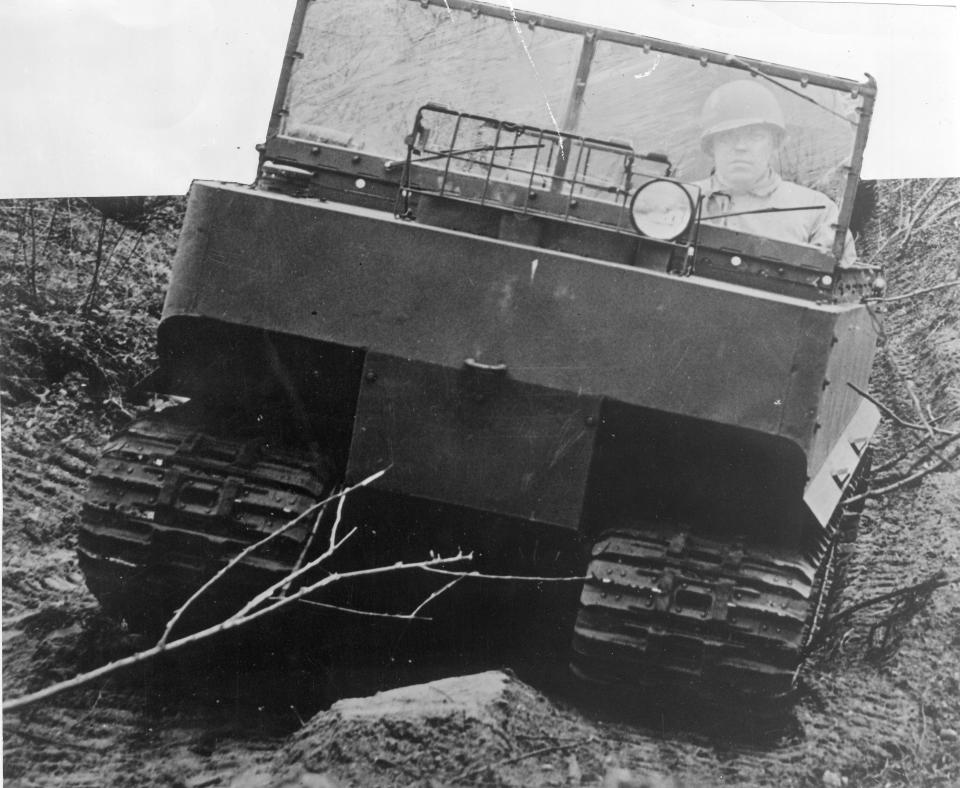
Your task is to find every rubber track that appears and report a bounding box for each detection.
[78,417,328,626]
[571,458,870,703]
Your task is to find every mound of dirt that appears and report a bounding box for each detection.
[231,671,609,788]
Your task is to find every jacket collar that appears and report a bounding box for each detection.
[707,169,781,198]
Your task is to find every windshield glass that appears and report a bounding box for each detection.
[285,2,582,158]
[280,0,867,250]
[577,42,860,204]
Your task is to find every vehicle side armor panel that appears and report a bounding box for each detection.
[161,182,876,532]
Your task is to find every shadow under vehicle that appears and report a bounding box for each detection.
[79,0,883,706]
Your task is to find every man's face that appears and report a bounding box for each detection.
[710,125,778,191]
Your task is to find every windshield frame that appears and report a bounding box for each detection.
[265,0,876,268]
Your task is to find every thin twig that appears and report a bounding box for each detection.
[233,477,364,619]
[847,383,956,437]
[409,575,466,618]
[295,599,432,621]
[80,214,108,315]
[422,567,587,582]
[828,572,955,629]
[846,450,957,504]
[24,202,39,305]
[102,225,127,275]
[233,527,359,618]
[873,431,960,480]
[862,179,949,266]
[898,179,948,251]
[451,741,586,783]
[899,431,960,474]
[905,380,956,470]
[868,401,956,475]
[157,468,386,646]
[235,550,472,625]
[912,197,960,239]
[64,682,109,732]
[864,279,960,304]
[872,433,929,475]
[298,575,466,622]
[327,490,348,553]
[103,231,144,289]
[907,380,935,440]
[281,495,331,598]
[805,572,955,654]
[39,201,60,259]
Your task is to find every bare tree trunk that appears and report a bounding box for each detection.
[81,214,108,315]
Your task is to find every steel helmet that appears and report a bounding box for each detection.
[700,79,785,151]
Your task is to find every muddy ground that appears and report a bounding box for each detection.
[2,182,959,786]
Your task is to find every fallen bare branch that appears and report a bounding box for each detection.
[847,383,957,438]
[873,431,960,481]
[1,465,481,714]
[828,571,955,628]
[806,571,956,654]
[872,434,929,476]
[903,380,957,471]
[2,550,469,714]
[869,399,952,476]
[846,448,957,505]
[905,380,934,439]
[864,278,960,304]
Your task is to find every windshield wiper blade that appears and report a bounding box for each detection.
[704,204,826,220]
[723,55,857,127]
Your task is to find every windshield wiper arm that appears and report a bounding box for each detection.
[723,55,857,127]
[704,204,826,220]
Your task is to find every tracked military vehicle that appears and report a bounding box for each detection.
[79,0,882,703]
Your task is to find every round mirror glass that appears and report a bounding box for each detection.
[629,180,694,240]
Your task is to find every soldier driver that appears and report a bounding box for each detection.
[696,79,857,266]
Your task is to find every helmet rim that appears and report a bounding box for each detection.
[699,80,786,152]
